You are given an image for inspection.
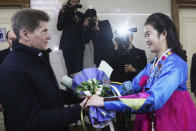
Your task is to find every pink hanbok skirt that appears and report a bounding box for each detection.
[134,91,196,131]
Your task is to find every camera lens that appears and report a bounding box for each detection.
[88,18,96,29]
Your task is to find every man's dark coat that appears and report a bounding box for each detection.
[0,41,81,131]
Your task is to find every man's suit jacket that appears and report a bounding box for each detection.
[0,41,82,131]
[57,10,85,51]
[82,20,115,66]
[110,46,147,82]
[191,53,196,92]
[0,48,11,65]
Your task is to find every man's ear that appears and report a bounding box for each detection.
[20,29,30,41]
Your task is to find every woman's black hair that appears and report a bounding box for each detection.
[145,13,187,61]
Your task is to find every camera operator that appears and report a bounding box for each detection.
[110,32,147,82]
[57,0,85,76]
[82,9,115,67]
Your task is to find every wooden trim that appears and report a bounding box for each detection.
[171,0,196,35]
[0,0,30,8]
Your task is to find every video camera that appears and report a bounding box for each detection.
[84,9,97,29]
[63,2,82,11]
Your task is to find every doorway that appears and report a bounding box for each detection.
[179,7,196,104]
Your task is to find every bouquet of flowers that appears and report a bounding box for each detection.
[76,79,113,97]
[61,67,117,129]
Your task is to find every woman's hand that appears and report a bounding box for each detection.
[85,95,104,107]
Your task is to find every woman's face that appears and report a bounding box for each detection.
[144,24,166,54]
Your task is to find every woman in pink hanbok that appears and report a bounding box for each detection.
[86,13,196,131]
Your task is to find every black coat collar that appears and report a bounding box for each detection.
[12,40,51,58]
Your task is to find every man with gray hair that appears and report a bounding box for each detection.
[0,9,87,131]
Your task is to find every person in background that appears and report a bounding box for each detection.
[191,53,196,97]
[0,9,87,131]
[0,30,16,65]
[82,8,114,67]
[0,30,17,130]
[110,32,147,131]
[111,32,147,82]
[0,30,3,39]
[86,13,196,131]
[183,49,187,62]
[57,0,85,76]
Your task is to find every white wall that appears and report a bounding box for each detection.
[30,0,171,88]
[31,0,171,58]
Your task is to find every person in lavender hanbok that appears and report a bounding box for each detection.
[86,13,196,131]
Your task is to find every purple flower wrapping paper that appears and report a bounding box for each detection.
[72,68,115,128]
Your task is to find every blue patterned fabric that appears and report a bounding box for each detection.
[111,81,133,96]
[104,53,188,113]
[89,106,115,128]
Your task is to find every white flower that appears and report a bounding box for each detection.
[95,86,103,95]
[98,85,103,88]
[92,79,97,83]
[87,80,92,83]
[84,91,92,96]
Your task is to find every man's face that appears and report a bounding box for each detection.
[69,0,80,6]
[28,21,51,50]
[7,30,17,48]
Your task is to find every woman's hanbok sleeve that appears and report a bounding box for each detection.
[104,56,188,113]
[111,64,150,96]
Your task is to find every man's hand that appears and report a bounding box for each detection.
[124,64,136,73]
[112,33,119,50]
[80,97,89,109]
[0,104,4,112]
[60,4,66,13]
[114,43,118,50]
[74,15,79,23]
[83,18,89,27]
[85,95,104,107]
[93,24,99,31]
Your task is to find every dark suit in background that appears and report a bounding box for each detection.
[0,48,11,65]
[82,20,114,67]
[191,53,196,97]
[110,45,147,131]
[0,47,11,130]
[57,10,85,75]
[0,41,82,131]
[111,46,147,82]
